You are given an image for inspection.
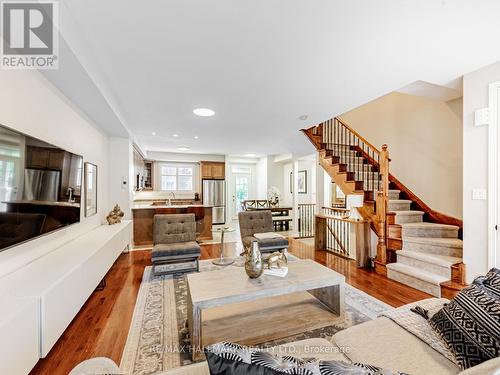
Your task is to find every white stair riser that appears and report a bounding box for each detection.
[356,173,380,181]
[395,213,424,224]
[347,165,375,173]
[387,269,441,297]
[339,156,365,164]
[397,254,451,278]
[402,241,463,257]
[388,191,400,200]
[388,201,411,211]
[402,227,459,239]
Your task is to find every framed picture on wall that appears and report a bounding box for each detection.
[84,162,98,217]
[298,170,307,194]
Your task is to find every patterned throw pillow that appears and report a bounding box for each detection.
[204,341,406,375]
[481,268,500,298]
[430,282,500,369]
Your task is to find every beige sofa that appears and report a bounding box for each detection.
[72,299,500,375]
[156,316,500,375]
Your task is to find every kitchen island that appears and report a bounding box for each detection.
[132,204,213,247]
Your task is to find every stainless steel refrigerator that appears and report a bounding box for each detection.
[203,179,225,224]
[23,169,60,201]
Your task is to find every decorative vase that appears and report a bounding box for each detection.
[244,241,264,279]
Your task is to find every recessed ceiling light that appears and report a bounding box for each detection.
[298,115,308,121]
[245,153,256,157]
[193,108,215,117]
[172,134,179,137]
[151,131,156,136]
[194,135,199,139]
[177,146,190,151]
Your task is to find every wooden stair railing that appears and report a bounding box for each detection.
[302,117,390,273]
[315,213,371,267]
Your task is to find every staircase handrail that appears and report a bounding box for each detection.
[335,117,381,155]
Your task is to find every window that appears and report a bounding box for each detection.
[159,164,194,191]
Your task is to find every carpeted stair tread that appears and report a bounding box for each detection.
[386,262,448,285]
[392,210,424,215]
[402,236,463,248]
[397,250,461,268]
[400,222,459,230]
[389,199,412,204]
[393,210,424,224]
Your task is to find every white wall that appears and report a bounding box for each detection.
[0,70,110,278]
[341,92,463,218]
[255,157,268,199]
[463,61,500,282]
[108,138,134,219]
[267,157,284,197]
[282,159,316,206]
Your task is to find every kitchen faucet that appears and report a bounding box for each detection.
[167,191,175,206]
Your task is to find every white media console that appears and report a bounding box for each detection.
[0,221,132,375]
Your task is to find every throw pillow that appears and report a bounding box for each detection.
[205,341,406,375]
[480,268,500,298]
[430,283,500,369]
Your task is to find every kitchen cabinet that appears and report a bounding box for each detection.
[143,160,154,190]
[26,147,68,171]
[200,161,225,179]
[133,147,147,190]
[27,148,49,168]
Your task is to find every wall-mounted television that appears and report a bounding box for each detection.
[0,124,83,251]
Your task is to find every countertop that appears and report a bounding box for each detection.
[132,204,212,210]
[3,200,80,208]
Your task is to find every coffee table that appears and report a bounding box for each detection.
[187,259,345,360]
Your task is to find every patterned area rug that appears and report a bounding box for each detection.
[119,259,392,375]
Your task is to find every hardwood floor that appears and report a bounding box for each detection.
[29,239,430,375]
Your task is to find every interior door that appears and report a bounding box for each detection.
[497,87,500,268]
[230,170,252,220]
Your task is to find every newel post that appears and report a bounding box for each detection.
[375,144,389,275]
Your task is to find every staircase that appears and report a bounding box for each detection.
[302,117,465,297]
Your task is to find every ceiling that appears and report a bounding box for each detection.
[396,80,463,102]
[46,0,500,156]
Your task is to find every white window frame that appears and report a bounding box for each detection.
[156,162,196,193]
[488,82,500,269]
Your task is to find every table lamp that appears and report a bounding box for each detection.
[346,194,364,221]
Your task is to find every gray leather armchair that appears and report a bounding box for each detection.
[238,210,288,253]
[152,213,201,276]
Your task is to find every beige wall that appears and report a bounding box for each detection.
[463,61,500,283]
[341,92,463,218]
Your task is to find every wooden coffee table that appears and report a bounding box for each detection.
[187,259,345,360]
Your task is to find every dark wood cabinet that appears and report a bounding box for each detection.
[26,146,67,170]
[47,149,65,170]
[27,147,49,168]
[143,160,154,190]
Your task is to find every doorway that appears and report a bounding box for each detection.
[489,81,500,268]
[228,165,254,220]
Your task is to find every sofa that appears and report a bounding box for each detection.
[151,214,201,276]
[154,314,500,375]
[71,298,500,375]
[238,210,289,253]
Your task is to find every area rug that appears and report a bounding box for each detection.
[119,259,392,375]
